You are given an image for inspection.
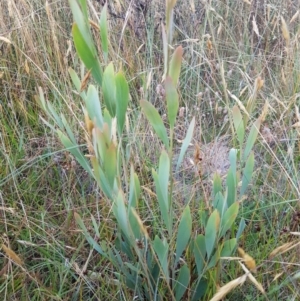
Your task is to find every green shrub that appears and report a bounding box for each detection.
[38,0,262,299]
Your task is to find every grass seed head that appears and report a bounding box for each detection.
[281,15,290,44]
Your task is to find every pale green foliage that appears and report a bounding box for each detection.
[38,0,262,299]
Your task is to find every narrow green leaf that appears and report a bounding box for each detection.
[74,212,105,255]
[104,143,117,189]
[91,214,100,238]
[220,202,239,237]
[68,67,80,90]
[91,157,113,199]
[37,87,46,111]
[165,76,179,129]
[175,264,190,301]
[191,279,208,301]
[166,0,175,43]
[175,206,192,265]
[93,125,110,164]
[193,234,206,275]
[207,247,220,269]
[153,169,170,232]
[129,165,141,208]
[115,71,129,135]
[99,2,108,63]
[102,63,116,116]
[226,169,236,207]
[169,45,183,85]
[221,238,237,257]
[244,117,261,160]
[103,109,112,130]
[158,150,170,212]
[153,236,169,281]
[213,173,222,197]
[85,85,103,128]
[161,23,168,79]
[199,210,209,228]
[57,129,93,176]
[176,117,195,172]
[47,101,63,129]
[241,151,254,195]
[61,113,76,144]
[205,210,220,258]
[213,191,226,216]
[39,116,56,133]
[236,218,246,240]
[128,207,141,240]
[140,100,169,148]
[227,148,238,207]
[78,0,88,21]
[113,190,130,240]
[69,0,95,53]
[72,23,103,86]
[229,148,238,180]
[232,105,245,146]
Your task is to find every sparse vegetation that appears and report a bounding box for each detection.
[1,0,300,300]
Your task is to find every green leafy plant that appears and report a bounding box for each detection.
[37,0,263,299]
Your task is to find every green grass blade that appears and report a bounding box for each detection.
[74,212,105,256]
[91,214,100,238]
[47,101,63,129]
[39,116,57,133]
[61,114,76,144]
